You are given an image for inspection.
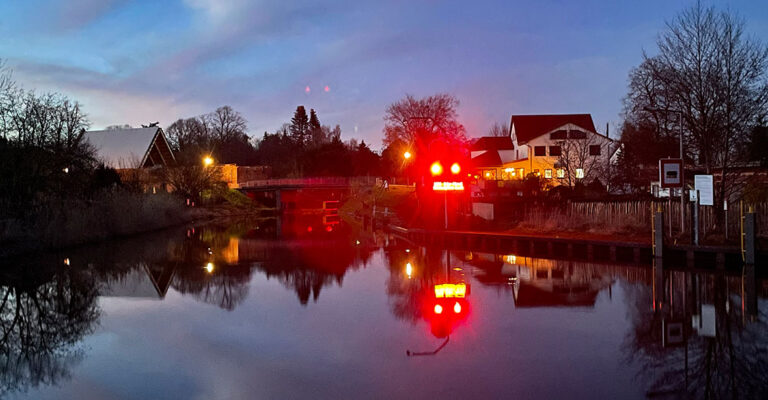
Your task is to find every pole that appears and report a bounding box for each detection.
[668,196,672,238]
[444,191,448,230]
[679,112,684,235]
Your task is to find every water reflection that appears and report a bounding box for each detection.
[0,219,765,399]
[623,263,768,398]
[0,259,99,396]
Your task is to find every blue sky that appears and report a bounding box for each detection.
[1,0,766,149]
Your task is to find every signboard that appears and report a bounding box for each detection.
[694,175,714,206]
[659,159,683,188]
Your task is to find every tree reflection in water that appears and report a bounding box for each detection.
[0,260,99,396]
[622,268,768,399]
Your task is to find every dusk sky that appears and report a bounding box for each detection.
[2,0,767,149]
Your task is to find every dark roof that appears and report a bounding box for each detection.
[471,136,515,151]
[471,150,502,167]
[510,114,597,144]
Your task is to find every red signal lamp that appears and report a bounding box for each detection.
[430,162,443,176]
[450,163,460,174]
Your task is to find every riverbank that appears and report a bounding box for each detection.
[0,191,272,259]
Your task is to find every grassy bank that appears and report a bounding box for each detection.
[0,189,270,258]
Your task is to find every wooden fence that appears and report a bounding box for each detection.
[568,200,768,238]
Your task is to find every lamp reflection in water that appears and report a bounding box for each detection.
[405,262,413,279]
[205,262,214,273]
[407,282,470,357]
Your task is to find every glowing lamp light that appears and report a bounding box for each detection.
[203,156,214,167]
[307,226,313,232]
[205,262,214,273]
[430,162,442,176]
[453,302,462,314]
[405,262,413,278]
[434,283,466,298]
[450,163,461,174]
[325,225,333,232]
[63,258,70,266]
[432,181,464,191]
[403,151,412,159]
[434,304,443,314]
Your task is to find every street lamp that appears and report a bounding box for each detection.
[403,151,412,160]
[203,155,214,167]
[645,107,684,233]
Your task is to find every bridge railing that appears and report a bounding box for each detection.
[239,176,350,188]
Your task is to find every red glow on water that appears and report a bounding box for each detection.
[307,226,313,232]
[326,225,333,232]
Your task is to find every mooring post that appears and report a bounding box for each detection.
[653,207,664,259]
[743,208,756,265]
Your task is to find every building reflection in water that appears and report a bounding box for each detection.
[0,218,765,398]
[382,241,767,397]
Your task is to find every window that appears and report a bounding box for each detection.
[589,145,601,156]
[556,168,565,178]
[483,170,496,180]
[544,169,552,179]
[502,168,515,180]
[534,169,540,176]
[518,168,524,178]
[568,130,587,139]
[550,130,567,140]
[575,168,585,179]
[534,146,546,156]
[549,145,561,156]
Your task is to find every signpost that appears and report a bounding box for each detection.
[659,159,683,237]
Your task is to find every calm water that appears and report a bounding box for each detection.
[1,216,766,399]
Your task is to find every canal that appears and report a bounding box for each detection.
[1,216,766,399]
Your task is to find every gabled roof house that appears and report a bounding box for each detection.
[84,126,176,169]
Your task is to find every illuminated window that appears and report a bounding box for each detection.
[534,146,546,156]
[557,168,565,178]
[549,146,561,156]
[518,168,524,178]
[589,145,601,156]
[483,170,496,180]
[576,168,585,179]
[544,169,552,179]
[534,169,540,176]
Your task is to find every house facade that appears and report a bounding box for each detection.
[472,114,615,187]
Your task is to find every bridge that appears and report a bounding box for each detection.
[237,177,376,210]
[237,177,352,190]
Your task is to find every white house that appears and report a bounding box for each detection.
[472,114,616,186]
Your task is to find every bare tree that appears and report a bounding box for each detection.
[487,121,510,137]
[556,132,612,187]
[207,105,248,142]
[624,3,768,223]
[383,93,467,148]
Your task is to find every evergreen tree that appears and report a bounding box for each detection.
[290,106,309,145]
[308,109,324,146]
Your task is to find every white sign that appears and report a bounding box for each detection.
[694,175,714,206]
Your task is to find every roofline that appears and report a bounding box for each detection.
[156,127,177,163]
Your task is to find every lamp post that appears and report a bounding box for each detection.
[645,107,684,234]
